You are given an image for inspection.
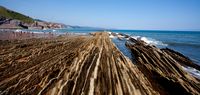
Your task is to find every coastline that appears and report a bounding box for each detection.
[0,29,56,40]
[0,29,81,40]
[0,31,199,94]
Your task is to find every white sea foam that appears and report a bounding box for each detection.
[108,32,168,46]
[70,32,88,35]
[130,36,168,46]
[31,31,44,34]
[108,32,112,35]
[15,29,23,32]
[182,66,200,79]
[109,35,115,38]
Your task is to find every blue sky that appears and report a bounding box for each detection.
[0,0,200,30]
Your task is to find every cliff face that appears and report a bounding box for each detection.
[0,32,199,95]
[0,17,65,29]
[0,6,34,24]
[0,6,65,29]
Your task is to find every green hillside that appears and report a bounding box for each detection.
[0,6,34,23]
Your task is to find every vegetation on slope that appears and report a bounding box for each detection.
[0,6,34,23]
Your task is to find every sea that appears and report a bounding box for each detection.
[26,29,200,64]
[112,30,200,64]
[21,28,200,78]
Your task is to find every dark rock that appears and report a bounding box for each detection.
[126,38,200,95]
[162,48,200,71]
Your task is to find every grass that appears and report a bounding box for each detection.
[0,6,34,23]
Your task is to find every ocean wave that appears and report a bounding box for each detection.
[32,31,45,34]
[130,35,168,46]
[73,33,88,35]
[15,29,45,34]
[108,32,168,47]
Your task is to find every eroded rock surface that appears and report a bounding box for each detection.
[0,32,159,95]
[126,38,200,95]
[0,32,200,95]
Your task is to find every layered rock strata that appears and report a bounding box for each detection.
[0,32,199,95]
[126,38,200,95]
[0,32,158,95]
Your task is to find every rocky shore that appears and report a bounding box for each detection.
[126,37,200,95]
[0,32,199,95]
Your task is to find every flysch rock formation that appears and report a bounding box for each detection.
[0,32,199,95]
[0,32,159,95]
[126,37,200,95]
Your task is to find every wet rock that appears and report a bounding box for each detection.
[162,48,200,71]
[126,38,200,95]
